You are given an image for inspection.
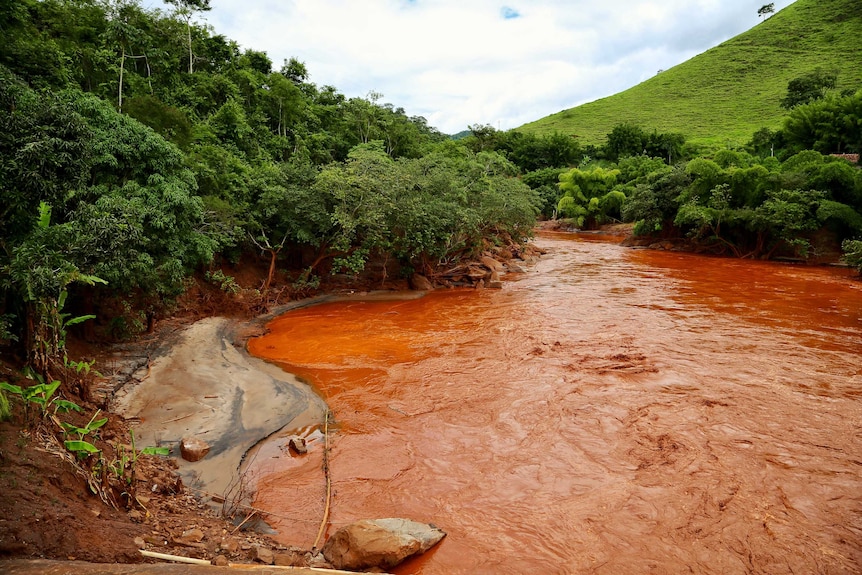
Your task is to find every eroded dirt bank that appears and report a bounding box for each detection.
[247,232,862,575]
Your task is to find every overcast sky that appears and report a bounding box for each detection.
[144,0,797,134]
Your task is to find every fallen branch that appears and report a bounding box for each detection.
[159,411,199,425]
[312,410,332,551]
[231,509,258,535]
[139,549,210,565]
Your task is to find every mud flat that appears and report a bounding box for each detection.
[111,315,328,500]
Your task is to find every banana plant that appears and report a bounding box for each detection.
[62,409,108,458]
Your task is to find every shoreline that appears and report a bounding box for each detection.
[110,290,428,505]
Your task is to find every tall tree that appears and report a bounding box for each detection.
[164,0,211,74]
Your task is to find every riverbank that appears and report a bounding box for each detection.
[0,239,533,569]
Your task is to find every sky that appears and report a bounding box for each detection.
[144,0,797,135]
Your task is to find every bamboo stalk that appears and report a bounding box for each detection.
[312,410,332,550]
[139,549,211,565]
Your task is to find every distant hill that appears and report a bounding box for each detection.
[517,0,862,149]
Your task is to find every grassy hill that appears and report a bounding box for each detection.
[517,0,862,149]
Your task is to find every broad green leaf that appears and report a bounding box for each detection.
[37,201,52,229]
[87,417,108,431]
[53,400,82,414]
[64,440,100,454]
[141,446,170,456]
[64,315,97,327]
[0,382,23,396]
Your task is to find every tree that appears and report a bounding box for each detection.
[164,0,211,74]
[780,69,837,110]
[280,57,308,84]
[622,165,690,235]
[783,93,862,156]
[556,166,623,227]
[606,123,648,162]
[758,3,775,19]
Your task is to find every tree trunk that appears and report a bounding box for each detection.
[186,18,194,74]
[118,45,125,112]
[264,249,278,292]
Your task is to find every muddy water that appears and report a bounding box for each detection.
[247,232,862,575]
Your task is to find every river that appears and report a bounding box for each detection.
[246,231,862,575]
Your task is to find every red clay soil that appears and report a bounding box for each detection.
[0,397,288,565]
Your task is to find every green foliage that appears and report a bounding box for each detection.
[783,90,862,156]
[606,123,648,161]
[204,270,241,294]
[557,166,625,227]
[62,409,108,459]
[0,375,62,424]
[0,389,10,422]
[780,69,838,109]
[108,428,169,486]
[842,239,862,272]
[518,0,862,149]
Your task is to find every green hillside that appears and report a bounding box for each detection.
[517,0,862,149]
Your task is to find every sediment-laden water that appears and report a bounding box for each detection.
[247,232,862,574]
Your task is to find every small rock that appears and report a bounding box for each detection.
[307,552,331,569]
[180,437,211,462]
[409,274,434,291]
[128,510,144,522]
[143,535,164,546]
[220,537,240,554]
[180,528,205,543]
[287,436,307,455]
[487,271,503,289]
[507,263,527,274]
[212,555,229,566]
[275,549,307,567]
[251,545,274,565]
[133,537,146,549]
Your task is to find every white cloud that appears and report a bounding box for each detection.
[144,0,797,134]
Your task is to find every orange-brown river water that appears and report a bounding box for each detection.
[247,232,862,574]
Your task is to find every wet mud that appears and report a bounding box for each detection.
[111,317,327,499]
[248,232,862,574]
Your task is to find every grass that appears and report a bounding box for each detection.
[517,0,862,149]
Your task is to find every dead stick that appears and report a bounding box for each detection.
[231,509,257,534]
[139,549,210,565]
[313,410,332,550]
[159,411,198,425]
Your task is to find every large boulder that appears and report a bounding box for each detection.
[480,255,504,272]
[322,518,446,571]
[409,274,434,291]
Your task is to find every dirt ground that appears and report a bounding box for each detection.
[0,256,356,567]
[0,332,312,567]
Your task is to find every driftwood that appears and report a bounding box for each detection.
[312,411,332,550]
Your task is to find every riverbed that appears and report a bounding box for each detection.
[247,232,862,575]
